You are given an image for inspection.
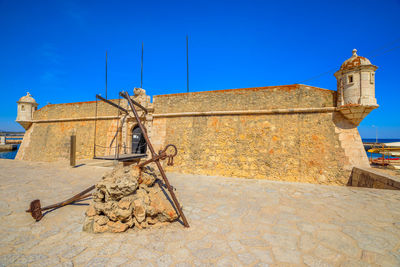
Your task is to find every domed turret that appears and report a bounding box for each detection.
[16,92,39,130]
[334,49,378,125]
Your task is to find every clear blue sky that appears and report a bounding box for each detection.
[1,0,399,138]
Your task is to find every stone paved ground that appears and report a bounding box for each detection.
[0,159,400,267]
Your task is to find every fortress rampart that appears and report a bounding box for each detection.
[16,84,369,185]
[152,85,368,185]
[15,49,378,185]
[16,100,121,161]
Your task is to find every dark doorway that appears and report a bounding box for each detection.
[132,126,147,154]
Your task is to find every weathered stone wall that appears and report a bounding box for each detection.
[16,90,154,162]
[33,100,119,120]
[349,167,400,190]
[16,100,123,161]
[154,85,336,113]
[17,85,370,185]
[152,85,368,185]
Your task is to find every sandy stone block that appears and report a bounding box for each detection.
[106,221,129,233]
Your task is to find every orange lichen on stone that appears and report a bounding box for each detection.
[340,56,368,70]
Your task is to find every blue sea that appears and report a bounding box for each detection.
[0,144,20,160]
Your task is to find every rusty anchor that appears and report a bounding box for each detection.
[26,90,189,228]
[25,143,178,222]
[120,90,189,227]
[26,185,95,221]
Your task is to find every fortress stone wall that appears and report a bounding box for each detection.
[151,85,368,185]
[16,85,370,185]
[15,49,377,185]
[16,100,122,161]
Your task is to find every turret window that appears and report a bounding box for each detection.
[370,73,375,84]
[348,75,353,83]
[21,105,25,111]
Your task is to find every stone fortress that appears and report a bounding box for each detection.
[15,49,378,185]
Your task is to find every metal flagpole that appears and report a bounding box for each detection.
[186,35,189,93]
[141,42,143,88]
[105,51,108,99]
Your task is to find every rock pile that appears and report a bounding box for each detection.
[83,164,179,233]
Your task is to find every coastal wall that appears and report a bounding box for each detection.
[151,85,369,185]
[16,85,370,185]
[16,100,122,161]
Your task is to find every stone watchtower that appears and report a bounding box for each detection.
[16,92,38,130]
[334,49,378,125]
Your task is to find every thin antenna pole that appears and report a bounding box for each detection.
[141,42,143,88]
[186,35,189,93]
[105,51,108,99]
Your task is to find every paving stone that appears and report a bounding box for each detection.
[134,248,159,261]
[0,254,20,265]
[145,241,166,253]
[156,254,173,266]
[119,243,141,257]
[272,247,301,264]
[170,247,192,262]
[215,256,241,266]
[192,247,224,260]
[62,245,87,259]
[228,240,246,253]
[253,263,270,267]
[316,230,361,258]
[239,238,267,247]
[108,256,129,266]
[251,248,273,263]
[262,233,298,250]
[299,233,317,252]
[125,259,155,266]
[73,249,97,265]
[84,257,110,267]
[98,242,121,256]
[340,259,372,267]
[1,161,400,266]
[237,252,257,265]
[30,257,61,267]
[12,234,34,245]
[13,254,48,265]
[343,227,397,254]
[55,261,74,267]
[361,250,400,267]
[313,244,343,263]
[303,254,333,267]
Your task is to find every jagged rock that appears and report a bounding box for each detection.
[141,166,157,187]
[85,204,97,217]
[94,202,118,221]
[148,186,179,222]
[93,223,108,233]
[82,217,94,233]
[95,215,109,226]
[83,164,179,233]
[115,208,132,221]
[118,197,133,210]
[133,199,146,223]
[93,191,104,202]
[107,221,129,233]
